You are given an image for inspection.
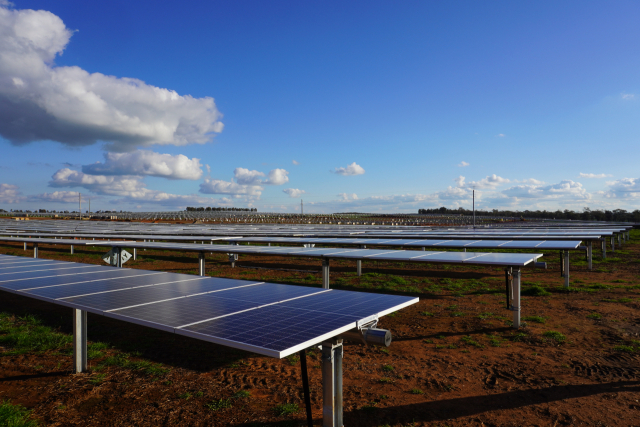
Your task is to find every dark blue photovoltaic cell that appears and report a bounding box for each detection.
[23,272,170,299]
[61,278,269,311]
[534,241,582,249]
[0,266,103,283]
[110,294,264,329]
[2,268,144,291]
[414,252,484,262]
[0,258,56,266]
[331,249,396,259]
[181,305,360,352]
[209,283,323,304]
[0,261,70,271]
[279,290,416,318]
[462,253,542,265]
[0,264,102,277]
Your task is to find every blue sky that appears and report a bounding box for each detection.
[0,0,639,213]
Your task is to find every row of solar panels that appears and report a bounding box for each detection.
[0,254,417,358]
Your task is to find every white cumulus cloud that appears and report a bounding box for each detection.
[338,193,358,201]
[283,188,305,198]
[579,172,612,179]
[28,190,81,203]
[604,177,640,198]
[0,183,23,203]
[234,168,265,185]
[333,162,365,176]
[199,178,262,197]
[502,180,590,200]
[49,168,145,196]
[0,4,223,151]
[457,161,469,167]
[82,150,203,180]
[265,168,289,185]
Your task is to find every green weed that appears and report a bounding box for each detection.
[0,400,39,427]
[522,315,546,324]
[543,331,566,344]
[207,398,232,411]
[272,403,299,417]
[587,313,602,320]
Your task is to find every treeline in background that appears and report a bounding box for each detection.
[418,207,640,222]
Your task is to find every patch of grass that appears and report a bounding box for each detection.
[450,312,466,317]
[521,285,551,296]
[232,390,250,399]
[178,392,192,400]
[98,353,169,377]
[0,400,39,427]
[612,345,635,353]
[285,355,299,366]
[522,315,546,324]
[461,335,483,348]
[410,388,424,395]
[87,373,106,386]
[420,311,434,317]
[510,333,527,342]
[0,313,72,355]
[207,398,232,411]
[87,342,109,360]
[272,403,299,417]
[379,377,393,383]
[587,312,603,320]
[543,331,566,344]
[477,312,494,320]
[382,364,394,372]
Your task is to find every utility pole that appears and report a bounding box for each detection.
[79,193,81,220]
[301,199,303,215]
[88,198,90,217]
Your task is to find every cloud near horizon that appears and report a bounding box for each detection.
[0,4,223,151]
[283,188,305,198]
[579,172,612,179]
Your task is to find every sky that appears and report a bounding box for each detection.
[0,0,639,214]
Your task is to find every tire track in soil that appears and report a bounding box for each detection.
[570,353,640,380]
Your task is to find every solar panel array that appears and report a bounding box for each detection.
[0,254,417,358]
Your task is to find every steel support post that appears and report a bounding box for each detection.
[322,340,343,427]
[618,233,622,247]
[133,247,137,261]
[588,241,592,271]
[356,245,365,277]
[322,258,330,289]
[33,243,38,258]
[611,236,615,252]
[199,252,205,277]
[564,250,570,288]
[229,253,236,268]
[512,268,521,329]
[116,247,122,268]
[602,239,606,259]
[70,245,74,254]
[73,309,87,373]
[505,267,512,309]
[23,242,26,251]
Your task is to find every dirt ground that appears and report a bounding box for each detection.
[1,231,639,426]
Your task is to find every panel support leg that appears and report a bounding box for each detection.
[300,350,313,427]
[229,253,236,268]
[512,268,521,329]
[73,309,87,373]
[356,260,362,277]
[602,239,606,259]
[33,243,38,258]
[23,242,26,251]
[564,250,570,288]
[133,247,137,261]
[199,252,205,277]
[322,258,330,289]
[611,236,615,252]
[505,267,512,309]
[116,247,122,268]
[618,233,621,247]
[588,241,592,271]
[322,340,343,427]
[70,245,74,254]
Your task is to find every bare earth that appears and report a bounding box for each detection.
[0,232,639,426]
